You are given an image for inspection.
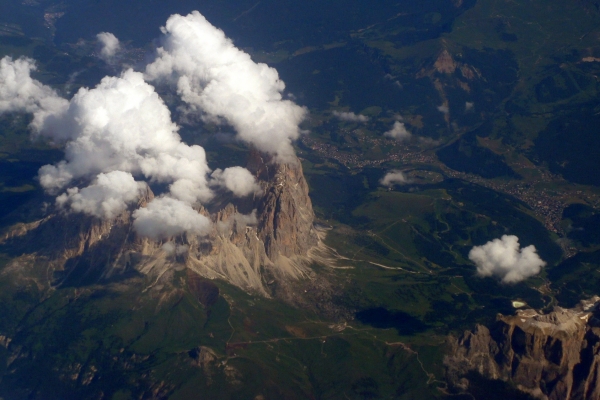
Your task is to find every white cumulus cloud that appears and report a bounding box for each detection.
[384,121,412,141]
[211,166,260,197]
[96,32,121,61]
[0,57,218,239]
[56,171,145,219]
[469,235,546,284]
[30,69,213,204]
[380,170,411,187]
[0,56,68,118]
[133,197,211,240]
[332,110,369,123]
[0,10,307,242]
[145,11,307,160]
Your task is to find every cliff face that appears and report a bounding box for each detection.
[445,297,600,400]
[0,154,319,296]
[251,153,318,260]
[185,153,319,296]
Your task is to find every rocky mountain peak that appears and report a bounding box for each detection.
[251,153,318,260]
[0,152,320,297]
[445,297,600,399]
[434,49,457,74]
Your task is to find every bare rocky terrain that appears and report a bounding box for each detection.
[446,297,600,399]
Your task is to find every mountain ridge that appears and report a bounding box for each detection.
[445,297,600,400]
[0,153,320,298]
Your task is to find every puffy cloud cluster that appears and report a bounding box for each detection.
[380,170,411,187]
[56,171,145,219]
[31,69,214,206]
[332,110,369,123]
[0,11,307,240]
[5,63,217,238]
[211,167,261,197]
[133,197,211,240]
[469,235,547,283]
[145,11,307,160]
[96,32,121,61]
[384,121,412,141]
[0,55,258,239]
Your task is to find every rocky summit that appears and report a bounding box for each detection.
[445,297,600,400]
[0,154,319,298]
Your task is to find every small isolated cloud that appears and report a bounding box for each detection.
[56,171,145,219]
[133,197,211,240]
[469,235,546,284]
[332,110,369,123]
[465,102,474,112]
[437,105,449,114]
[380,170,411,187]
[384,121,412,141]
[96,32,120,61]
[211,166,261,197]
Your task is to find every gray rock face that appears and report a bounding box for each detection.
[250,152,318,260]
[0,154,319,296]
[445,297,600,400]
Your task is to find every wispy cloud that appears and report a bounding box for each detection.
[332,110,369,123]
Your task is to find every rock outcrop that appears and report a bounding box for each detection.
[0,154,319,297]
[185,153,318,295]
[251,153,318,260]
[445,297,600,400]
[434,49,457,74]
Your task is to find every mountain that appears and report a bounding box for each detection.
[445,297,600,400]
[0,154,319,298]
